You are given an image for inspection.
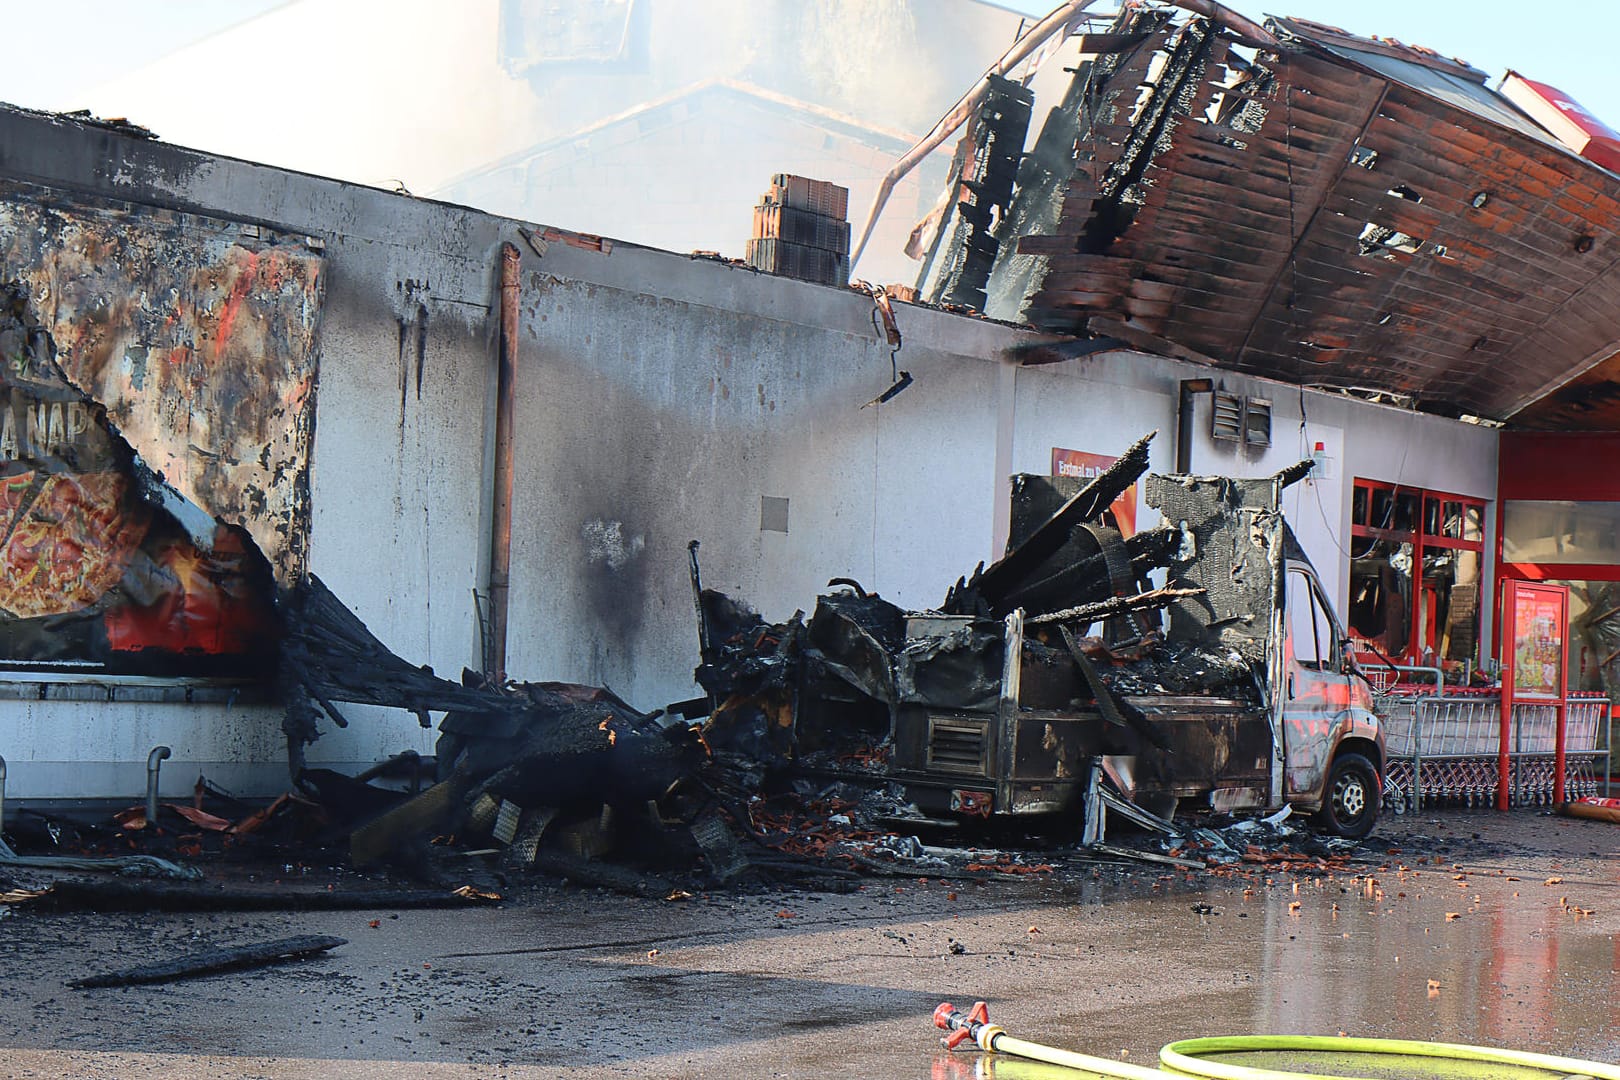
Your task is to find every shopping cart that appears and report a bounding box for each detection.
[1378,689,1610,812]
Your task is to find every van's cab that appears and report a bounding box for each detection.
[1279,546,1384,835]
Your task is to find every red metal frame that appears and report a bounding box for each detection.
[1495,430,1620,666]
[1494,432,1620,799]
[1349,478,1485,668]
[1499,562,1620,582]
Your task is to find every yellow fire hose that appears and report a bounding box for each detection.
[933,1002,1620,1079]
[1160,1034,1620,1079]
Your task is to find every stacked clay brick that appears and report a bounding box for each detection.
[746,174,850,287]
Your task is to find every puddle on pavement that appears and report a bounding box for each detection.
[929,1054,1133,1080]
[959,874,1619,1074]
[1181,877,1619,1053]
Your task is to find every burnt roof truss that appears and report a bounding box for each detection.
[996,11,1620,426]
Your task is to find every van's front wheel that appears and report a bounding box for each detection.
[1320,752,1380,839]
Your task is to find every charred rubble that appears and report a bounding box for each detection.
[0,432,1345,903]
[697,430,1256,765]
[691,431,1270,854]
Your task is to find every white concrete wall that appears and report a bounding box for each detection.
[0,107,1502,800]
[0,697,284,803]
[0,109,510,798]
[502,245,1007,707]
[1000,350,1499,643]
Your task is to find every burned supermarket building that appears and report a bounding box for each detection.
[1,2,1618,810]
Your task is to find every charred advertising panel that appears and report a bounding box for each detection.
[0,284,278,676]
[0,190,323,583]
[1143,471,1292,667]
[0,193,324,676]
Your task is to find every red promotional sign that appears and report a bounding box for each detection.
[1051,448,1137,536]
[1500,72,1620,174]
[1499,579,1571,808]
[1509,586,1565,700]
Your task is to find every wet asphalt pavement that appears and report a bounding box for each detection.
[0,809,1616,1079]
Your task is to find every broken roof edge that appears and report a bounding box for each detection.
[1000,329,1501,438]
[1497,337,1620,424]
[994,9,1620,425]
[0,103,1128,368]
[1265,16,1620,184]
[1264,15,1487,82]
[0,102,1528,431]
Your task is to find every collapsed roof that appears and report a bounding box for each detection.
[972,7,1620,428]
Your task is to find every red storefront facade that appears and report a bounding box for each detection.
[1498,432,1620,699]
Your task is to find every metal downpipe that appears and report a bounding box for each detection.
[488,242,521,681]
[145,745,171,826]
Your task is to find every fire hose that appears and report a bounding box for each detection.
[933,1002,1620,1079]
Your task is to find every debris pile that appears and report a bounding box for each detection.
[696,430,1233,766]
[0,429,1363,899]
[1165,808,1361,877]
[690,430,1278,828]
[338,428,1316,888]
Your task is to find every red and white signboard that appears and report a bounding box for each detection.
[1051,448,1137,536]
[1500,71,1620,174]
[1499,579,1572,809]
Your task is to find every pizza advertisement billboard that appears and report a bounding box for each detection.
[0,285,277,676]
